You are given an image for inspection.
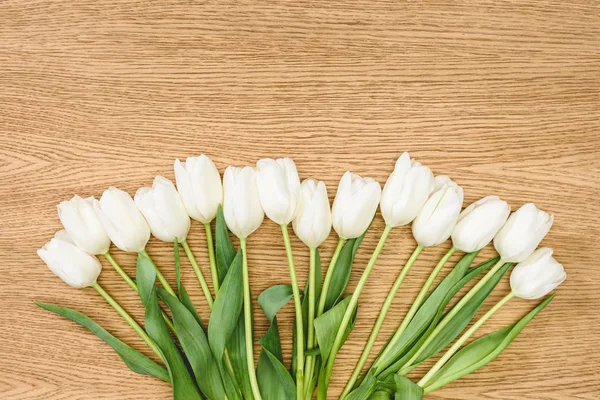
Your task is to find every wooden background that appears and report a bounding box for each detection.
[1,0,599,399]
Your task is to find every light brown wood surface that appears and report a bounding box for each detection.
[1,1,599,399]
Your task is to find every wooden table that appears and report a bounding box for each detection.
[1,1,598,399]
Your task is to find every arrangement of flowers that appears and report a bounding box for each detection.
[36,153,566,400]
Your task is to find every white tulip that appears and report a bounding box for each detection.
[380,152,435,227]
[510,248,566,299]
[292,179,332,248]
[174,155,223,224]
[37,230,102,288]
[412,175,464,247]
[256,157,302,225]
[223,166,265,238]
[332,172,382,239]
[451,196,511,252]
[58,195,111,255]
[493,203,554,262]
[93,187,151,253]
[134,176,191,242]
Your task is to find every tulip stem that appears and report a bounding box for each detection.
[139,250,177,298]
[317,237,346,317]
[371,246,456,374]
[419,291,516,389]
[341,244,425,398]
[281,224,305,399]
[239,238,263,400]
[397,258,506,374]
[181,240,214,309]
[319,225,393,398]
[303,247,318,398]
[92,282,165,364]
[204,222,220,295]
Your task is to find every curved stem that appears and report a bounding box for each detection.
[240,238,262,400]
[181,239,214,308]
[281,224,305,399]
[373,246,457,372]
[341,244,424,398]
[419,291,515,389]
[92,282,165,363]
[397,258,505,373]
[204,222,220,295]
[322,225,393,394]
[316,237,346,317]
[139,250,176,298]
[303,247,318,398]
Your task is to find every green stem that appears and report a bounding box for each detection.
[316,237,346,317]
[397,258,505,374]
[281,224,305,399]
[322,225,393,394]
[139,250,177,298]
[103,252,175,332]
[419,291,515,389]
[92,282,165,363]
[204,222,220,295]
[341,244,425,398]
[303,247,318,398]
[181,239,214,308]
[372,246,457,372]
[240,238,262,400]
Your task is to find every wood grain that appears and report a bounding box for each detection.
[1,0,599,398]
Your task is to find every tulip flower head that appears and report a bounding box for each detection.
[256,157,302,225]
[174,155,223,224]
[332,171,382,239]
[380,152,435,227]
[451,195,511,252]
[510,247,566,299]
[37,230,102,288]
[58,195,111,255]
[93,187,151,253]
[292,179,332,248]
[493,203,554,262]
[135,176,191,243]
[223,166,265,238]
[412,175,464,247]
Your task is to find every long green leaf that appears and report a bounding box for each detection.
[158,289,227,400]
[257,318,297,399]
[136,253,202,400]
[424,294,555,393]
[173,239,203,328]
[228,313,255,400]
[35,301,169,382]
[215,204,236,284]
[393,376,423,400]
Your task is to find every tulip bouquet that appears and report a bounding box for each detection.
[36,153,566,400]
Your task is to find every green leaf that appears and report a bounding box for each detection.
[324,232,367,310]
[345,370,380,400]
[136,253,202,400]
[393,376,423,400]
[370,391,392,400]
[215,204,236,284]
[227,314,255,400]
[35,301,169,382]
[424,294,555,393]
[257,318,296,399]
[158,289,227,400]
[209,250,244,367]
[314,297,357,365]
[173,239,203,328]
[258,284,293,322]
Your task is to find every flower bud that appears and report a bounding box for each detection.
[510,248,566,299]
[135,176,191,242]
[58,195,111,255]
[174,155,223,223]
[412,175,464,247]
[223,166,265,238]
[37,230,102,288]
[292,179,332,248]
[493,203,553,262]
[256,157,302,225]
[451,196,511,252]
[380,152,435,227]
[93,187,151,253]
[332,172,381,239]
